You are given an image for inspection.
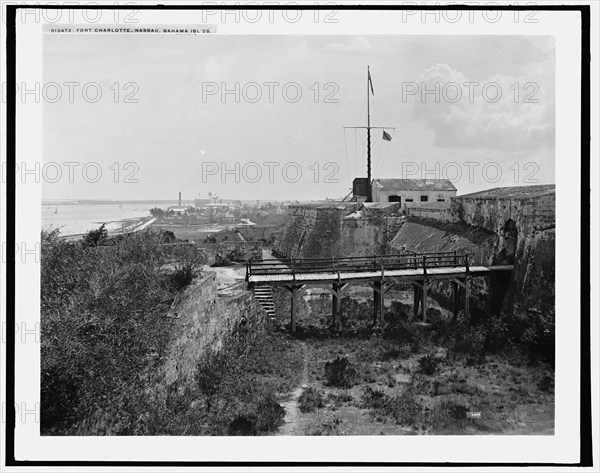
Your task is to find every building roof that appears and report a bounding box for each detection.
[457,185,555,200]
[373,178,457,192]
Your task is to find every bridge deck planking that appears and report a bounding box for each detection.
[247,265,513,285]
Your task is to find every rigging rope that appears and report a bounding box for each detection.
[343,128,350,182]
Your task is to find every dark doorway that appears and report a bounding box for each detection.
[499,219,518,265]
[488,219,518,316]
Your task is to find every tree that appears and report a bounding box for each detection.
[82,224,108,247]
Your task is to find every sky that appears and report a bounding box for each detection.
[43,34,555,201]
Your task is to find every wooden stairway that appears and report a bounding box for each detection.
[253,285,276,318]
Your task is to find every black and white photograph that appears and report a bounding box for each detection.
[2,2,597,469]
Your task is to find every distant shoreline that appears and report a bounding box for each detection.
[43,200,191,206]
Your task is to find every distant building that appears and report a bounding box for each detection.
[194,197,212,208]
[371,178,457,210]
[168,206,188,213]
[195,192,219,209]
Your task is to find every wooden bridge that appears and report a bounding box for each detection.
[246,251,513,332]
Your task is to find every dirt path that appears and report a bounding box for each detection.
[277,341,310,435]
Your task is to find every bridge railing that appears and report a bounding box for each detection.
[246,251,470,280]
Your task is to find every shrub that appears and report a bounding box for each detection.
[82,224,108,247]
[428,400,468,432]
[228,414,258,436]
[324,356,358,388]
[361,385,421,426]
[449,323,485,359]
[225,392,286,436]
[390,386,420,425]
[418,354,440,375]
[254,395,286,432]
[299,387,325,413]
[537,374,554,393]
[361,386,388,411]
[40,229,206,434]
[168,266,195,291]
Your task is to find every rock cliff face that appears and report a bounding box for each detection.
[162,273,266,387]
[451,185,555,314]
[273,203,404,259]
[389,218,500,314]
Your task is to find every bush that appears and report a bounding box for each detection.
[225,393,286,435]
[299,387,324,413]
[361,385,420,426]
[228,414,258,436]
[449,323,485,359]
[40,229,206,434]
[418,354,441,375]
[168,266,195,291]
[82,224,108,247]
[255,395,286,432]
[324,356,358,388]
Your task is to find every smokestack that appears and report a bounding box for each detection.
[178,192,181,207]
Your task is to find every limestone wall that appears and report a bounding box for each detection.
[273,203,405,259]
[450,186,555,313]
[406,204,453,221]
[451,186,555,235]
[389,218,499,313]
[162,272,266,387]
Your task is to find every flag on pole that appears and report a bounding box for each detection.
[383,130,392,141]
[368,69,374,95]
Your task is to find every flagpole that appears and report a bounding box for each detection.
[343,66,394,203]
[367,65,372,202]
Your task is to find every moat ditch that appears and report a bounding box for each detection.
[269,286,555,436]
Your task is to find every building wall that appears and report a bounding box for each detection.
[373,188,457,209]
[405,204,453,221]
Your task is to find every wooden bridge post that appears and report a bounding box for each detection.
[373,282,381,325]
[379,282,385,326]
[290,286,297,333]
[464,278,471,322]
[422,280,429,322]
[332,282,340,329]
[464,255,471,322]
[413,282,421,319]
[452,281,460,321]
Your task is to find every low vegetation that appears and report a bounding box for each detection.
[148,326,303,435]
[41,227,206,434]
[299,387,325,413]
[272,287,555,436]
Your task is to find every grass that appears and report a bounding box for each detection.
[299,387,325,413]
[270,288,555,436]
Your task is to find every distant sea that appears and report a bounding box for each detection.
[42,200,191,236]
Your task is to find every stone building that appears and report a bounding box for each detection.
[371,178,457,209]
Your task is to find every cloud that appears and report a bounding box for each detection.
[409,60,555,151]
[325,36,371,53]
